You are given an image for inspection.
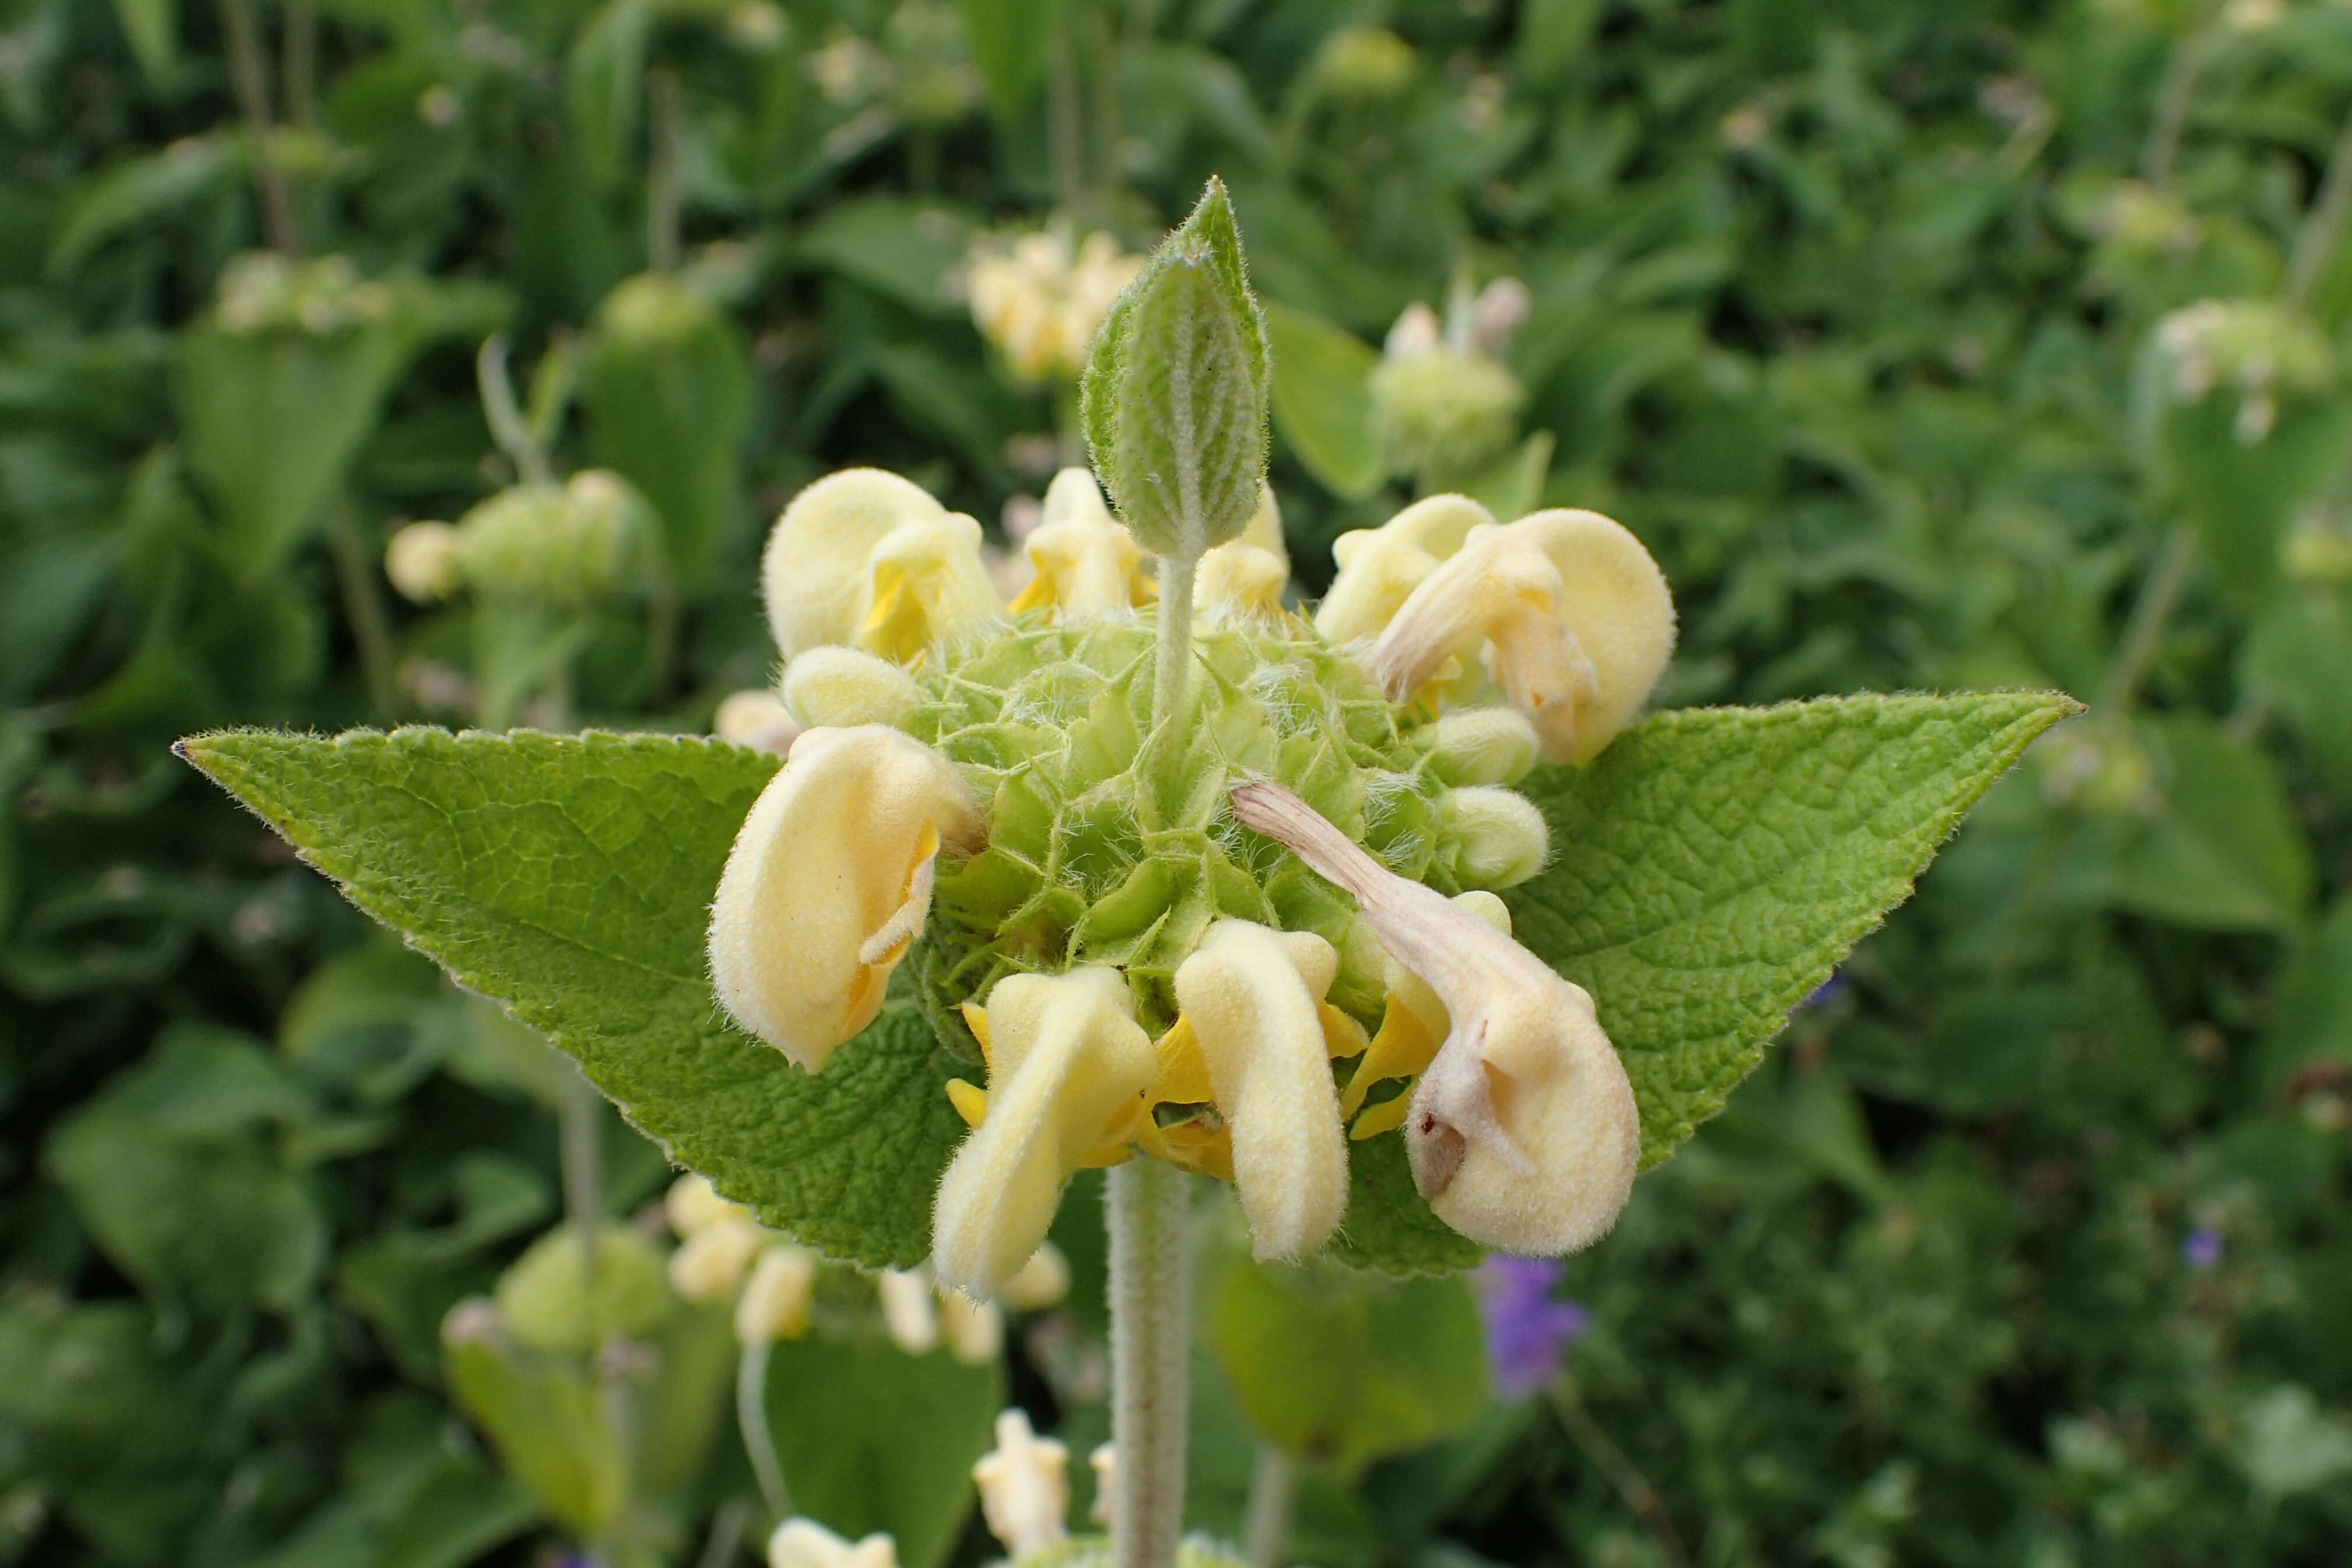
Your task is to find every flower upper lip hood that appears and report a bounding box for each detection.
[1227,779,1640,1255]
[1364,508,1677,765]
[761,467,1006,666]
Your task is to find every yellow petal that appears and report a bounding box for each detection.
[1198,542,1290,626]
[707,726,983,1072]
[669,1216,764,1302]
[736,1244,817,1345]
[1228,782,1638,1256]
[859,511,1005,663]
[1312,493,1493,645]
[939,1289,1004,1364]
[932,968,1156,1295]
[768,1518,899,1568]
[877,1267,939,1353]
[1171,920,1349,1260]
[1010,469,1151,620]
[715,690,802,755]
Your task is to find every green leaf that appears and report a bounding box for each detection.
[956,0,1065,118]
[1506,691,2076,1167]
[443,1317,628,1537]
[581,273,753,589]
[108,0,176,86]
[1206,1250,1488,1474]
[759,1335,1003,1568]
[177,728,972,1269]
[1262,299,1383,500]
[2253,896,2352,1096]
[796,196,979,317]
[1457,428,1554,522]
[2099,716,2312,934]
[1082,178,1270,559]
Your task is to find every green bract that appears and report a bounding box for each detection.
[178,688,2070,1275]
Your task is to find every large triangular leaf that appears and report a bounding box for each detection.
[178,728,966,1270]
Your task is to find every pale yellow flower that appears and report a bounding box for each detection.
[736,1244,817,1345]
[761,468,1005,666]
[972,1408,1070,1556]
[768,1518,897,1568]
[1228,781,1639,1255]
[708,726,984,1071]
[1313,493,1492,647]
[1008,469,1153,620]
[1366,510,1675,764]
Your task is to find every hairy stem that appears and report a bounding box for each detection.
[647,70,684,273]
[1106,1158,1190,1568]
[1241,1445,1296,1568]
[737,1341,791,1522]
[2098,521,2196,715]
[1149,552,1198,780]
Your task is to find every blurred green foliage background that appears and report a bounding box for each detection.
[3,0,2351,1564]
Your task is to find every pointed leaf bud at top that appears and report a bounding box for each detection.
[1171,920,1351,1259]
[1080,178,1271,563]
[1228,781,1638,1256]
[932,968,1157,1296]
[782,646,924,730]
[1313,494,1493,647]
[1368,510,1675,765]
[1008,468,1153,620]
[708,726,984,1071]
[762,469,1007,665]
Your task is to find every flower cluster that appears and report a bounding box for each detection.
[966,228,1146,383]
[214,252,396,336]
[706,463,1675,1294]
[2152,298,2335,446]
[1367,278,1531,483]
[384,469,655,608]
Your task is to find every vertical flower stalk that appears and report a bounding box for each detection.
[1106,1158,1189,1568]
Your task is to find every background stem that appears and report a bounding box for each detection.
[216,0,300,254]
[1241,1445,1295,1568]
[2286,101,2352,310]
[2141,29,2210,189]
[326,504,398,718]
[736,1342,790,1522]
[1106,1159,1190,1568]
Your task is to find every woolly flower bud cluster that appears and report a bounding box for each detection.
[967,228,1145,383]
[2152,298,2335,446]
[215,252,395,336]
[385,471,654,608]
[701,457,1675,1297]
[1369,280,1531,482]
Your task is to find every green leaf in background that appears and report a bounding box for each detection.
[175,315,412,581]
[1262,299,1384,500]
[760,1335,1004,1568]
[2154,396,2352,606]
[796,196,979,317]
[2099,716,2313,934]
[45,1027,327,1316]
[443,1315,628,1538]
[955,0,1065,118]
[1458,428,1555,522]
[565,0,650,190]
[2253,898,2352,1095]
[2242,585,2352,792]
[246,1394,536,1568]
[1206,1250,1487,1475]
[178,728,969,1268]
[1504,691,2078,1165]
[582,273,753,589]
[107,0,175,86]
[1082,178,1271,559]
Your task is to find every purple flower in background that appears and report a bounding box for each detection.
[1475,1256,1590,1399]
[2183,1228,2223,1270]
[1795,974,1849,1012]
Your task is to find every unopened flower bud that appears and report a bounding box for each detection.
[1369,350,1525,481]
[670,1215,765,1302]
[666,1172,751,1237]
[782,646,925,730]
[736,1244,817,1344]
[715,690,802,755]
[939,1288,1005,1364]
[1422,707,1542,786]
[385,522,461,602]
[998,1242,1071,1312]
[1433,786,1550,889]
[878,1267,940,1354]
[1315,26,1415,98]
